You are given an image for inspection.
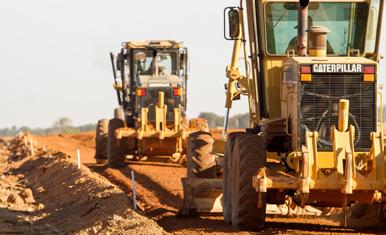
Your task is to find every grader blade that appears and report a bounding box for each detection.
[180,178,223,215]
[180,177,323,216]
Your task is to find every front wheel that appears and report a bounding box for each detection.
[229,133,266,231]
[107,118,126,168]
[223,132,243,223]
[95,119,108,163]
[186,131,216,178]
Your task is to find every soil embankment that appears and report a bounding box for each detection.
[0,134,166,235]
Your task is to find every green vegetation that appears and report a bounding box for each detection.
[0,117,96,136]
[3,106,386,136]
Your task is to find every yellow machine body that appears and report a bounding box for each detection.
[181,0,385,222]
[104,40,207,163]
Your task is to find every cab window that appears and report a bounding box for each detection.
[133,50,178,76]
[265,2,370,55]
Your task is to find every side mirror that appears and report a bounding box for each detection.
[224,7,240,40]
[180,53,185,70]
[116,52,124,71]
[180,48,188,70]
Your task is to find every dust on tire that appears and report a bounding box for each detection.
[108,118,126,168]
[186,131,216,178]
[95,119,109,162]
[230,133,266,231]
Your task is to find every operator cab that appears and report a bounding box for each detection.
[134,48,183,122]
[114,40,188,126]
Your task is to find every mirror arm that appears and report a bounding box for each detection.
[224,6,247,136]
[110,52,122,105]
[375,0,384,61]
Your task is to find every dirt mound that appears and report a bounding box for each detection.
[0,134,166,235]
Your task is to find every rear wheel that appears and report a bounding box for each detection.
[186,131,216,178]
[223,132,243,223]
[230,133,266,231]
[108,118,126,168]
[95,119,108,163]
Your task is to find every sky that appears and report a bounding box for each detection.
[0,0,385,128]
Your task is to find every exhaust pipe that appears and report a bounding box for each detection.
[297,0,309,56]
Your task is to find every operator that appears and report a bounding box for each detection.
[144,50,159,76]
[286,16,334,55]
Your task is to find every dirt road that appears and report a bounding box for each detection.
[32,132,385,234]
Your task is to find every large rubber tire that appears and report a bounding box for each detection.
[223,132,244,223]
[113,107,136,156]
[95,119,109,162]
[108,118,126,168]
[186,131,216,178]
[188,118,209,132]
[230,133,266,231]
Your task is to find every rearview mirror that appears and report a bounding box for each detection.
[224,7,240,40]
[228,9,240,38]
[180,48,188,71]
[180,53,185,70]
[116,52,124,71]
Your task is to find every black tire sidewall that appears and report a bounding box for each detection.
[107,118,125,167]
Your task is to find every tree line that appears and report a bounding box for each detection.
[0,117,96,136]
[2,107,386,136]
[0,113,248,137]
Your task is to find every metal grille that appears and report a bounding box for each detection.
[299,73,376,151]
[139,87,181,122]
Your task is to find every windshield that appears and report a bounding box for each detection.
[134,50,178,76]
[265,2,370,55]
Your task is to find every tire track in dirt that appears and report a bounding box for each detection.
[34,133,385,234]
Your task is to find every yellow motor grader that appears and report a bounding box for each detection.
[182,0,385,230]
[95,40,208,167]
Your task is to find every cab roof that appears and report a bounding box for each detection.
[122,40,183,49]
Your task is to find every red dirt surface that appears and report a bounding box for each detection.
[0,134,166,235]
[33,132,385,234]
[35,132,96,164]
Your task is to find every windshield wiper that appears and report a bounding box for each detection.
[273,13,286,29]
